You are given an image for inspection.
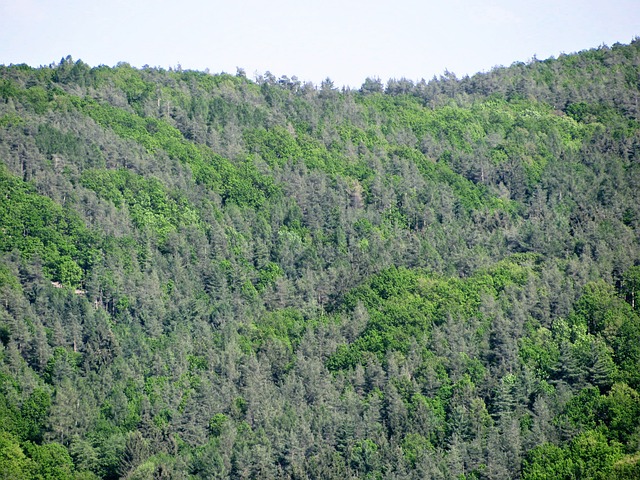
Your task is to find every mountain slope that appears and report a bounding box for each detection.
[1,41,640,478]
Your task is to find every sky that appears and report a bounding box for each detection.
[0,0,638,88]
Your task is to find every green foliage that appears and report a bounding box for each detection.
[24,441,75,479]
[0,78,19,101]
[81,168,200,241]
[330,257,534,369]
[0,263,21,292]
[519,326,560,378]
[0,429,95,480]
[78,99,278,207]
[208,413,228,437]
[613,453,640,480]
[622,266,640,310]
[600,384,640,447]
[256,262,283,292]
[0,166,96,287]
[107,64,154,114]
[521,442,575,479]
[19,86,52,114]
[1,40,640,480]
[523,431,623,480]
[0,113,25,128]
[20,388,51,442]
[570,280,630,335]
[44,347,81,385]
[559,383,640,450]
[35,124,97,167]
[244,126,303,167]
[349,438,381,478]
[0,431,35,479]
[246,308,314,354]
[401,433,433,468]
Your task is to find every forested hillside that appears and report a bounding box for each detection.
[1,40,640,479]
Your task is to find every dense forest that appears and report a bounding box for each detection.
[1,39,640,479]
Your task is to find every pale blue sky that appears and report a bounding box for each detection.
[1,0,638,87]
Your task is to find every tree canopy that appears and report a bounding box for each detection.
[1,40,640,478]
